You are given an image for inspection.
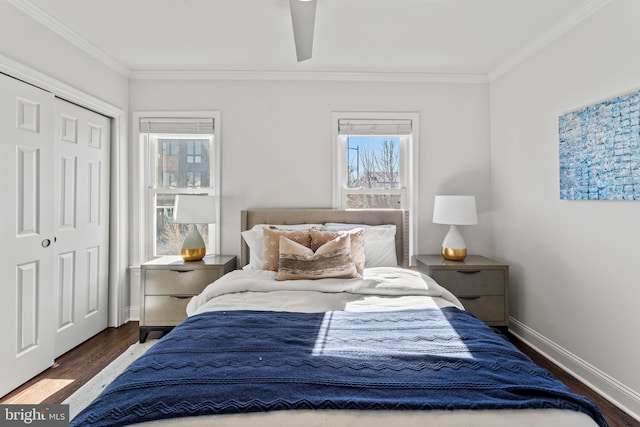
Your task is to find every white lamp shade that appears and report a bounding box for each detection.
[173,195,217,224]
[432,195,477,225]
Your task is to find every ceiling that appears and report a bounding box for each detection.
[13,0,606,79]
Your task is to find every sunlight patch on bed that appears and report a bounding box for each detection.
[344,295,447,311]
[311,310,472,359]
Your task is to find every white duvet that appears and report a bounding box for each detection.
[186,266,464,316]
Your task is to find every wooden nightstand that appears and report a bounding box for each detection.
[139,255,236,342]
[413,255,509,328]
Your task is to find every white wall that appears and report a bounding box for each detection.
[490,0,640,419]
[0,2,127,109]
[130,78,492,262]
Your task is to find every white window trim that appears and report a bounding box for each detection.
[331,112,419,263]
[132,111,222,264]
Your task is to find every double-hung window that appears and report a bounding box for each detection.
[333,112,418,209]
[139,114,220,258]
[332,112,419,258]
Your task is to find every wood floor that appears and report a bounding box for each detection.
[0,321,139,406]
[507,336,639,427]
[1,323,638,426]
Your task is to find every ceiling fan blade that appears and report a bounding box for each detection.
[289,0,316,62]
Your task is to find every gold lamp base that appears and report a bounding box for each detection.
[180,224,207,262]
[181,247,206,262]
[441,247,467,261]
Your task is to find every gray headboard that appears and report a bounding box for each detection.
[240,209,409,268]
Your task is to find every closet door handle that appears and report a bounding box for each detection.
[41,238,51,248]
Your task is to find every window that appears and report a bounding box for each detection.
[186,172,202,187]
[139,115,220,258]
[163,172,177,187]
[186,141,202,163]
[163,140,178,155]
[332,112,419,259]
[333,114,417,210]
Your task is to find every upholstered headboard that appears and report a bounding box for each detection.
[240,209,409,268]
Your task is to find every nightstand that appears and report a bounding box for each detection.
[413,255,509,328]
[139,255,236,342]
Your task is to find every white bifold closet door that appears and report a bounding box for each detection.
[0,73,56,397]
[0,73,110,397]
[53,98,110,357]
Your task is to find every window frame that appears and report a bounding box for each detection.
[331,112,419,261]
[341,133,408,209]
[133,111,222,262]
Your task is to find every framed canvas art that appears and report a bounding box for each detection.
[559,89,640,200]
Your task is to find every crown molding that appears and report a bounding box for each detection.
[128,69,489,84]
[6,0,486,84]
[0,52,123,116]
[7,0,130,77]
[489,0,612,81]
[11,0,609,84]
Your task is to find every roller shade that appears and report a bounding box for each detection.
[140,117,214,134]
[338,119,412,136]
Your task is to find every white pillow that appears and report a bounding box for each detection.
[241,224,322,270]
[324,223,398,267]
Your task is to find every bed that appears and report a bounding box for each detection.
[70,209,607,427]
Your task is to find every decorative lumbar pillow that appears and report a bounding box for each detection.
[276,234,359,281]
[309,227,365,275]
[262,227,312,271]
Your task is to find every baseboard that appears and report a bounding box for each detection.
[509,317,640,422]
[128,306,140,322]
[127,265,141,323]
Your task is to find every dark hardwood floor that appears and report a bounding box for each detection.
[508,335,639,427]
[0,321,139,405]
[1,323,638,426]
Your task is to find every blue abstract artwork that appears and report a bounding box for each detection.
[559,90,640,200]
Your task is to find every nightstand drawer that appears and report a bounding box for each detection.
[458,295,506,323]
[430,269,505,296]
[413,255,509,328]
[144,268,221,295]
[143,295,192,325]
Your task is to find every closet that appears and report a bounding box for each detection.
[0,73,110,397]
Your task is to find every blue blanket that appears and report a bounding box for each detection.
[71,308,607,426]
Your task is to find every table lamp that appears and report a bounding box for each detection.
[432,195,477,261]
[173,195,216,261]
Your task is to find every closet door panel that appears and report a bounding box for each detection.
[54,99,110,357]
[17,261,40,352]
[0,74,56,398]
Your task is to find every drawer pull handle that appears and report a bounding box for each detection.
[171,295,192,299]
[457,270,481,274]
[459,296,481,300]
[171,270,194,273]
